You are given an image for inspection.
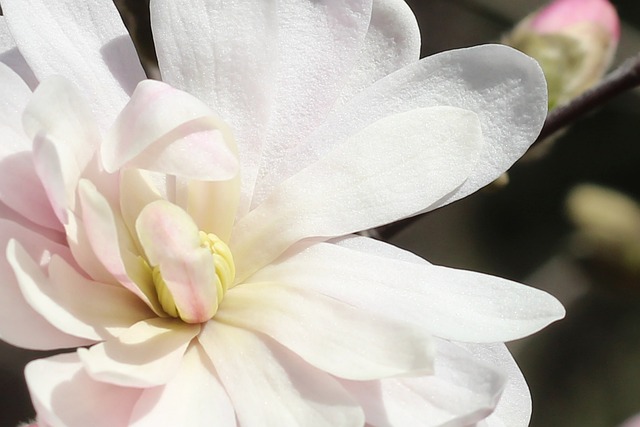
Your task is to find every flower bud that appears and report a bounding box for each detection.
[504,0,620,109]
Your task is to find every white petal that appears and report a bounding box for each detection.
[26,353,143,427]
[340,339,506,426]
[218,282,434,380]
[130,343,236,427]
[78,318,200,387]
[231,106,481,280]
[24,76,101,223]
[2,0,145,129]
[247,241,565,342]
[0,220,90,349]
[460,343,532,427]
[0,61,31,139]
[151,0,277,214]
[103,80,238,181]
[200,321,364,426]
[0,18,38,89]
[270,45,547,208]
[335,0,420,105]
[251,0,374,210]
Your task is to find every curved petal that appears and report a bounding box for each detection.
[0,220,90,350]
[26,353,143,427]
[0,18,38,89]
[2,0,145,129]
[251,0,374,209]
[246,241,565,343]
[24,76,101,223]
[78,180,162,314]
[340,339,505,426]
[129,343,236,427]
[10,240,154,341]
[268,44,547,208]
[231,106,481,280]
[78,318,200,387]
[151,0,277,214]
[217,282,434,380]
[460,343,532,427]
[136,200,219,323]
[334,0,420,106]
[199,321,364,427]
[103,80,238,181]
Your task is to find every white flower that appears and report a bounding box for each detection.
[0,0,563,426]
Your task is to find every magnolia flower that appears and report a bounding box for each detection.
[0,1,563,426]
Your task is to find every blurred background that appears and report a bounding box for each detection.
[2,0,640,426]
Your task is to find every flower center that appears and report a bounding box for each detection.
[151,231,235,323]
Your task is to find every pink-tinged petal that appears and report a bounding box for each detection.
[460,343,531,427]
[78,318,200,387]
[251,0,373,211]
[78,180,163,314]
[0,219,89,349]
[231,106,481,280]
[0,18,38,89]
[23,76,101,223]
[152,0,277,214]
[0,152,61,231]
[246,242,565,343]
[200,321,364,426]
[103,80,238,181]
[136,200,219,323]
[2,0,145,129]
[129,343,236,427]
[11,241,154,341]
[26,353,143,427]
[268,45,547,210]
[340,339,505,426]
[218,282,434,380]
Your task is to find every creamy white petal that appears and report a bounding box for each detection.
[0,221,90,349]
[2,0,145,129]
[78,318,200,387]
[200,321,364,426]
[340,339,505,427]
[246,241,565,342]
[231,106,481,280]
[335,0,420,105]
[251,0,373,210]
[460,343,532,427]
[0,18,37,89]
[0,61,31,140]
[129,343,236,427]
[217,282,434,380]
[26,353,143,427]
[265,45,547,207]
[151,0,277,214]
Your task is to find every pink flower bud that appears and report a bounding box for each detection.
[531,0,620,41]
[504,0,620,108]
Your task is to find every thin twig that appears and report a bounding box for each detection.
[534,52,640,145]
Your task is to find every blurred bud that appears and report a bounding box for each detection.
[566,184,640,284]
[504,0,620,109]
